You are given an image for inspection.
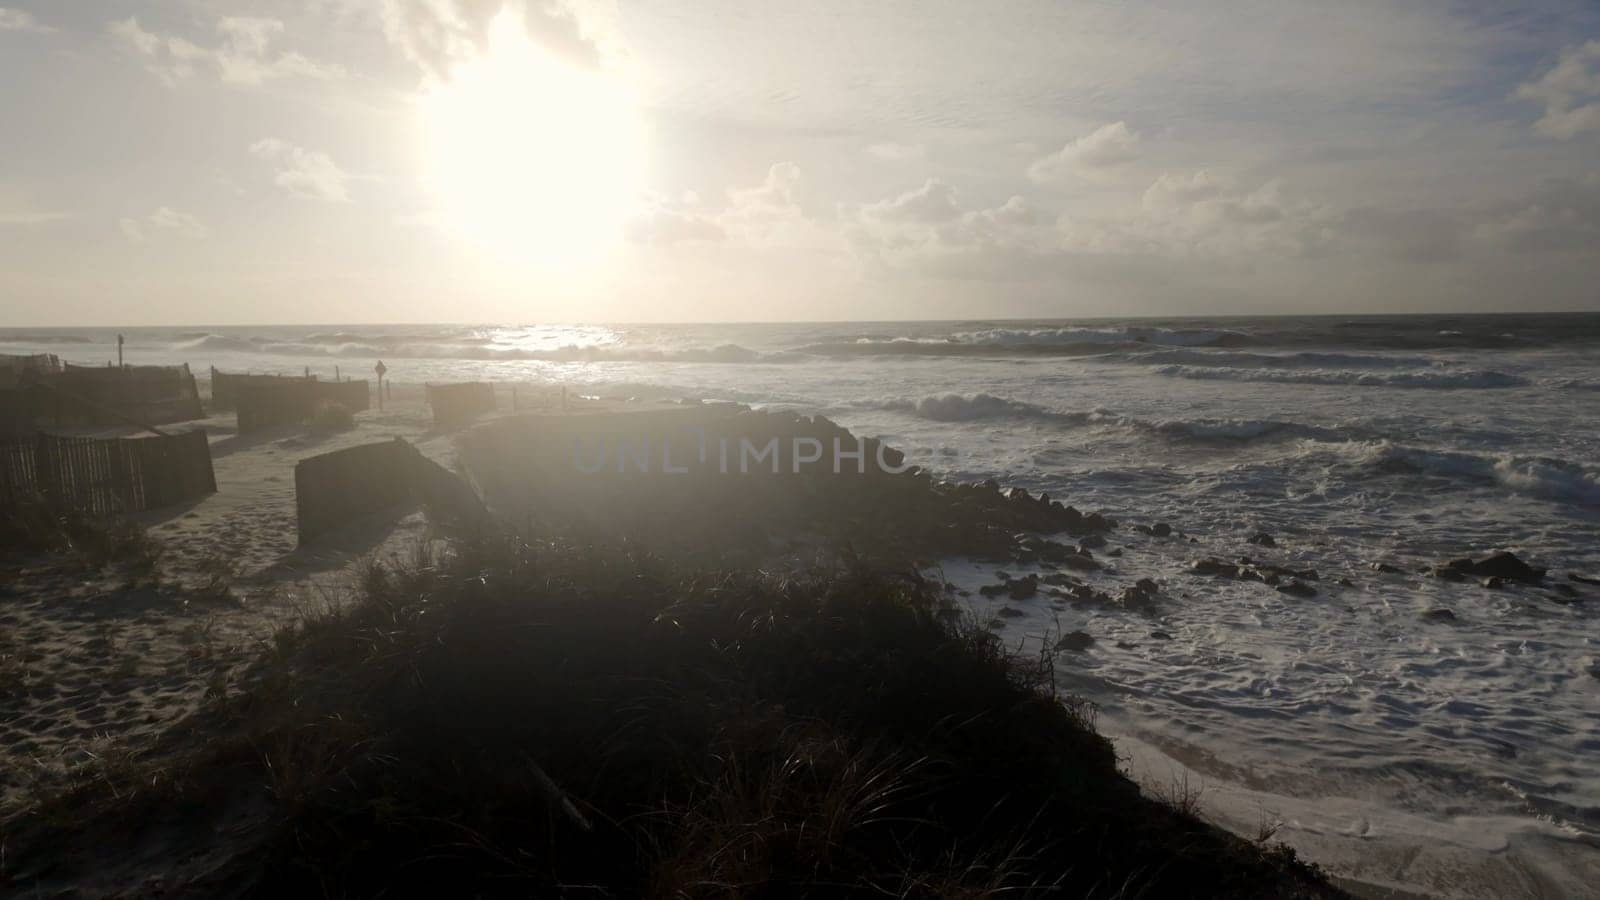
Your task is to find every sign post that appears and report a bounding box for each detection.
[374,360,387,411]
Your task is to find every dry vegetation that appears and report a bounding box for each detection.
[1,530,1335,897]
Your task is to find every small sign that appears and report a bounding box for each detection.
[374,360,387,377]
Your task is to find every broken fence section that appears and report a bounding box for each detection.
[294,437,488,545]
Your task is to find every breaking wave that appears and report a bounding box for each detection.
[1155,365,1531,389]
[171,333,783,364]
[796,326,1255,358]
[855,393,1353,443]
[1300,440,1600,507]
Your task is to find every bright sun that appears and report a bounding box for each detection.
[420,9,643,266]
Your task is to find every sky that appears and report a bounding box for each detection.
[1,0,1597,325]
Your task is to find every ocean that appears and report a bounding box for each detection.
[5,313,1598,890]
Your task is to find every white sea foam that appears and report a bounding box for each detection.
[1155,364,1531,389]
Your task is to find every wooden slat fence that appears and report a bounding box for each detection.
[426,382,495,429]
[1,364,203,434]
[235,379,372,433]
[0,430,215,515]
[320,379,371,413]
[210,371,313,410]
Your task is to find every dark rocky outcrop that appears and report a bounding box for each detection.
[1276,581,1318,598]
[1422,608,1457,622]
[1190,557,1318,586]
[1430,552,1545,583]
[1247,532,1277,547]
[1056,630,1095,652]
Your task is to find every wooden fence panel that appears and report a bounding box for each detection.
[426,382,495,429]
[0,431,215,516]
[0,440,39,499]
[236,382,319,433]
[319,379,370,413]
[295,438,416,545]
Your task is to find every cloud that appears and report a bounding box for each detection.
[1474,173,1600,253]
[1028,122,1140,183]
[381,0,615,80]
[120,207,207,242]
[850,179,1053,278]
[626,192,725,245]
[1515,41,1600,139]
[1059,171,1334,258]
[249,139,353,202]
[110,16,342,86]
[0,8,52,33]
[861,179,963,224]
[865,142,925,162]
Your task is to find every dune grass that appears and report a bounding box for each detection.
[2,534,1333,897]
[0,491,162,572]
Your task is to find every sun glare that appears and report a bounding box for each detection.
[420,9,643,266]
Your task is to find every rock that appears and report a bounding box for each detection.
[1471,552,1546,581]
[1149,631,1174,641]
[998,607,1027,619]
[1055,630,1095,652]
[1116,587,1158,614]
[1057,553,1103,572]
[1370,562,1402,574]
[1191,558,1240,577]
[1114,641,1136,650]
[1007,575,1039,600]
[1277,580,1318,598]
[1134,524,1154,536]
[1078,534,1108,550]
[1107,548,1123,557]
[1422,608,1457,622]
[1152,522,1173,537]
[1569,573,1599,586]
[1247,532,1276,547]
[1482,576,1505,590]
[1336,577,1355,587]
[1135,577,1160,594]
[1432,552,1546,583]
[978,582,1009,598]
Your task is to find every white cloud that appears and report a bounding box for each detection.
[110,16,342,86]
[626,193,725,245]
[120,207,207,242]
[249,139,353,202]
[850,180,1053,278]
[1474,173,1600,253]
[862,179,963,224]
[381,0,617,80]
[0,8,51,33]
[1516,41,1600,139]
[1027,122,1140,183]
[1058,171,1335,258]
